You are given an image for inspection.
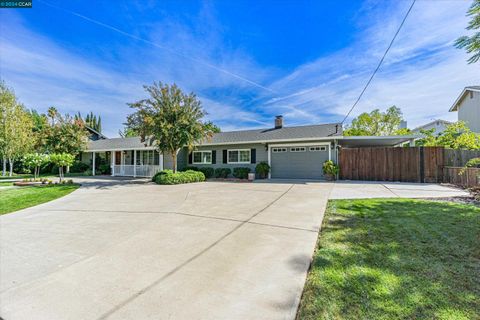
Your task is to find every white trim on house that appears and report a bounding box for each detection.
[192,150,212,164]
[450,86,480,112]
[227,149,251,164]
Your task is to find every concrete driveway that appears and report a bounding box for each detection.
[0,178,333,320]
[0,177,469,320]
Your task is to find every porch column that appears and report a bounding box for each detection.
[111,151,115,176]
[133,150,137,177]
[409,138,415,147]
[159,152,164,170]
[92,152,96,176]
[267,144,271,179]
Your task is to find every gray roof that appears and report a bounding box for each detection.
[87,136,156,151]
[203,123,341,145]
[466,86,480,91]
[86,123,342,151]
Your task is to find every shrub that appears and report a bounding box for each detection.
[255,162,270,179]
[183,166,214,178]
[154,169,206,185]
[198,167,214,178]
[214,167,231,178]
[233,167,251,179]
[322,160,339,180]
[98,164,111,175]
[70,161,89,173]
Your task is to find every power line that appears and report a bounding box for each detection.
[341,0,416,125]
[37,0,276,94]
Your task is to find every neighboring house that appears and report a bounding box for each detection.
[85,125,107,141]
[449,86,480,132]
[84,116,416,179]
[411,119,452,136]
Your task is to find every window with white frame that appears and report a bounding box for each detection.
[309,146,327,152]
[290,147,306,152]
[272,147,287,153]
[228,149,250,163]
[193,151,212,164]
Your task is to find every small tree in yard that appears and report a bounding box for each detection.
[416,121,480,150]
[23,153,49,179]
[50,153,75,182]
[126,82,214,172]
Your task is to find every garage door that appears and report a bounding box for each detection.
[271,145,329,179]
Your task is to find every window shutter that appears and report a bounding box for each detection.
[188,152,192,164]
[251,148,256,164]
[212,150,216,164]
[223,150,228,164]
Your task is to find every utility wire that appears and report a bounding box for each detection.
[341,0,416,124]
[37,0,276,94]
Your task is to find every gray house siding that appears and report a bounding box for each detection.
[163,149,189,171]
[457,90,480,132]
[186,143,268,173]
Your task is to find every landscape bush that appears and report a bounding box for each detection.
[198,167,214,178]
[70,161,89,173]
[214,167,231,178]
[154,170,205,185]
[255,162,270,179]
[183,166,214,178]
[233,167,251,179]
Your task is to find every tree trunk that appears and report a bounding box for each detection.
[59,166,63,182]
[171,152,177,173]
[2,157,6,176]
[66,166,70,174]
[8,158,13,177]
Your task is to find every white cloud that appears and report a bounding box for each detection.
[263,0,480,128]
[0,0,478,138]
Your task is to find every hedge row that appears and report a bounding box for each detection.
[184,166,252,179]
[153,170,205,185]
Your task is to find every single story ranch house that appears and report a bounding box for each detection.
[82,116,416,180]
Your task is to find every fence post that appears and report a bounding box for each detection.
[419,147,425,183]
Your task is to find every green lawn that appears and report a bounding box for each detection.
[0,172,90,180]
[0,185,79,215]
[298,199,480,320]
[0,181,14,186]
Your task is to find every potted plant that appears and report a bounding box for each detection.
[322,160,339,181]
[255,162,270,179]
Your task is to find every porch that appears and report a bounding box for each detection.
[87,149,163,178]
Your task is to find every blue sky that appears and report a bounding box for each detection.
[1,0,479,137]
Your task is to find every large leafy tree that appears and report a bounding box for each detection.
[344,106,410,136]
[43,107,88,155]
[0,82,34,176]
[126,82,214,172]
[455,0,480,63]
[417,121,480,149]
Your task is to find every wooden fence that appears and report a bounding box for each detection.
[444,149,480,167]
[339,147,480,186]
[338,147,444,183]
[443,167,480,187]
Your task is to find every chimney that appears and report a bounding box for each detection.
[275,115,283,129]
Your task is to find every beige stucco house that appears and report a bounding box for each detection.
[449,86,480,132]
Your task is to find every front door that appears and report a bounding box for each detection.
[115,151,121,165]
